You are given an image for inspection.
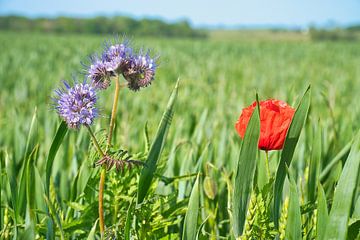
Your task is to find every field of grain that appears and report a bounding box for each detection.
[0,31,360,239]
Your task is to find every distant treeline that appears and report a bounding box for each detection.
[0,15,208,38]
[309,26,360,41]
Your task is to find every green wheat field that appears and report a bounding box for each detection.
[1,31,360,239]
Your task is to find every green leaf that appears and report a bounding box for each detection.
[319,140,351,181]
[18,108,38,218]
[4,150,18,238]
[24,107,38,159]
[45,121,67,240]
[183,173,200,240]
[25,145,39,231]
[273,85,311,228]
[347,219,360,240]
[316,184,328,240]
[137,80,179,204]
[308,123,321,203]
[46,121,68,196]
[86,219,98,240]
[124,199,134,240]
[44,194,65,240]
[232,94,260,237]
[285,177,302,240]
[196,215,209,240]
[322,132,360,240]
[143,121,150,153]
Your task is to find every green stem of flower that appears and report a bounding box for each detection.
[265,150,271,179]
[107,76,121,151]
[86,126,105,157]
[98,168,106,239]
[98,75,121,238]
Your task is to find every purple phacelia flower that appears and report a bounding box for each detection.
[122,51,157,91]
[54,81,98,129]
[88,56,113,90]
[102,42,132,73]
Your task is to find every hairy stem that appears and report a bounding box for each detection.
[99,76,121,238]
[99,168,106,238]
[107,76,121,151]
[86,126,105,157]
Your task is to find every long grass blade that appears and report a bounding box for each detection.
[45,121,68,195]
[308,123,321,203]
[316,183,328,240]
[232,94,260,237]
[285,177,302,240]
[4,151,18,238]
[322,132,360,240]
[86,219,98,240]
[273,85,311,228]
[137,80,179,204]
[45,121,67,240]
[183,173,200,240]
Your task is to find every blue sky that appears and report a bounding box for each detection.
[0,0,359,28]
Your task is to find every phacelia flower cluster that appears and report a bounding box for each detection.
[87,39,157,91]
[54,81,98,129]
[53,37,158,129]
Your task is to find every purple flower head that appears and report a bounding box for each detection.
[102,41,132,74]
[122,51,157,91]
[54,81,98,129]
[88,56,113,90]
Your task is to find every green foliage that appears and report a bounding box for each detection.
[309,27,360,41]
[1,32,360,239]
[0,15,207,38]
[323,132,360,240]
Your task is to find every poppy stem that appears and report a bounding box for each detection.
[265,151,271,179]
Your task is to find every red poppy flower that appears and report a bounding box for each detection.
[235,99,295,151]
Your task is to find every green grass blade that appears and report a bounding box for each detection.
[273,85,311,228]
[45,121,67,240]
[24,107,38,159]
[44,194,65,240]
[183,173,200,240]
[196,215,209,240]
[4,151,18,238]
[24,145,39,239]
[124,199,134,240]
[322,132,360,240]
[319,140,352,181]
[316,183,328,240]
[232,95,260,237]
[285,177,302,240]
[86,219,98,240]
[137,80,179,204]
[308,123,321,203]
[17,108,38,217]
[45,121,68,196]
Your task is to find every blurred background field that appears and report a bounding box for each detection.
[1,28,360,151]
[1,1,360,239]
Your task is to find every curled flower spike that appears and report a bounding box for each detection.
[123,51,157,91]
[54,81,98,129]
[95,155,145,172]
[88,56,114,90]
